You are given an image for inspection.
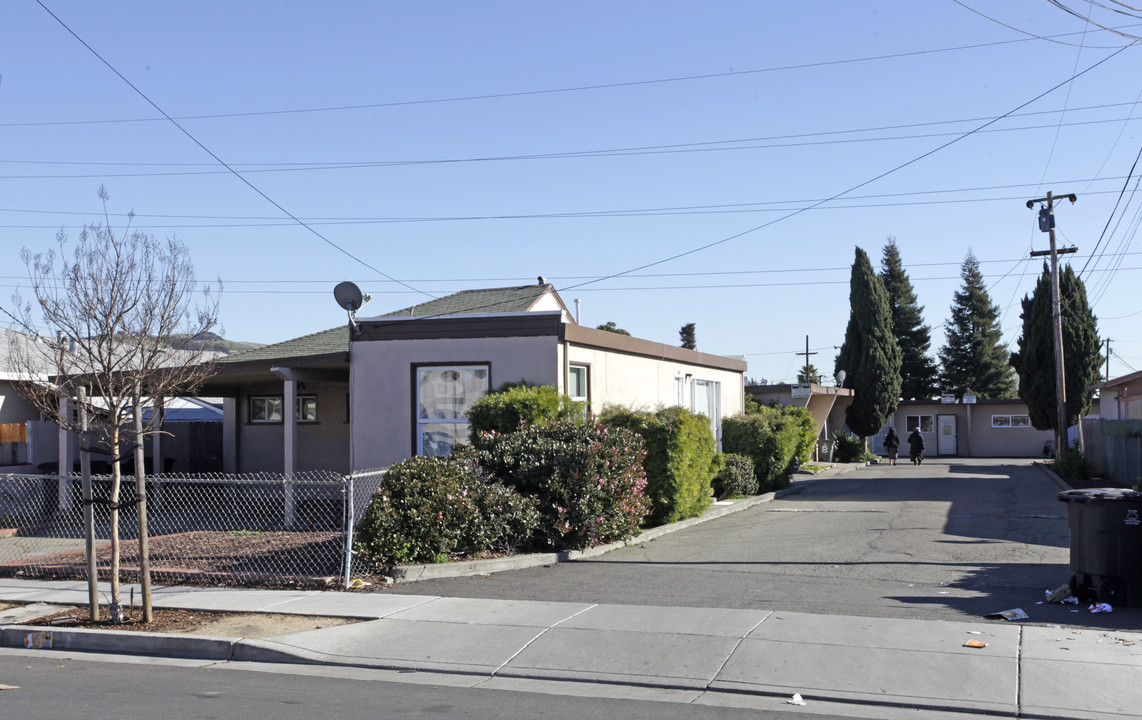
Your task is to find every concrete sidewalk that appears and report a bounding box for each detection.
[2,578,1138,719]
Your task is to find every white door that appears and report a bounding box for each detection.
[937,414,957,456]
[692,379,722,448]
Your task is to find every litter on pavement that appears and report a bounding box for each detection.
[1089,603,1113,613]
[787,693,807,706]
[985,608,1029,621]
[964,640,988,648]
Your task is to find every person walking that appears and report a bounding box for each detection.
[883,427,900,466]
[907,428,925,465]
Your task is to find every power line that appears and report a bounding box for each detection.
[557,43,1138,295]
[33,0,434,304]
[5,25,1135,129]
[7,111,1142,181]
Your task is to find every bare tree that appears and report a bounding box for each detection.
[7,187,220,622]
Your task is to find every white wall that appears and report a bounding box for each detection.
[566,345,744,417]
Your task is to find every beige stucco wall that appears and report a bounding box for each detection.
[566,345,744,418]
[891,402,1052,458]
[351,335,560,470]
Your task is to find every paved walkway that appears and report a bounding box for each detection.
[1,463,1136,719]
[3,579,1139,719]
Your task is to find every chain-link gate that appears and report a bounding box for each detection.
[0,468,385,589]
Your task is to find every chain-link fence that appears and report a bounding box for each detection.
[0,468,385,589]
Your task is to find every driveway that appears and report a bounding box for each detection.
[389,459,1141,630]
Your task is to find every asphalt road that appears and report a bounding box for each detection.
[388,459,1142,631]
[0,653,843,720]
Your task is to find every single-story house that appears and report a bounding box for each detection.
[1093,369,1142,421]
[745,382,855,460]
[875,397,1098,458]
[199,282,747,474]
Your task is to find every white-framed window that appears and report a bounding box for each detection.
[675,376,686,406]
[906,415,934,433]
[248,395,318,424]
[416,365,489,457]
[568,364,589,415]
[992,414,1030,428]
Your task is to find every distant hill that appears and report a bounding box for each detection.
[169,332,265,355]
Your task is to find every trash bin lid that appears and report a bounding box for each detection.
[1057,488,1142,503]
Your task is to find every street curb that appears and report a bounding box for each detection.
[1,623,236,660]
[1033,460,1075,493]
[386,465,873,583]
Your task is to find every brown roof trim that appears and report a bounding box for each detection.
[746,383,854,397]
[1090,369,1142,392]
[561,323,747,372]
[356,312,564,342]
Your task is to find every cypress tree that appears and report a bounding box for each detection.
[938,251,1016,398]
[1010,263,1101,430]
[880,237,939,400]
[834,247,902,438]
[679,323,697,350]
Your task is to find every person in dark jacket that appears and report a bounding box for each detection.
[883,427,900,466]
[908,428,925,465]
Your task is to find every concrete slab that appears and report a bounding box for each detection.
[386,596,595,627]
[714,616,1018,715]
[479,675,705,704]
[255,592,440,619]
[748,610,1020,656]
[502,626,740,688]
[0,579,93,603]
[152,589,321,612]
[248,617,544,675]
[562,604,769,638]
[1020,625,1142,719]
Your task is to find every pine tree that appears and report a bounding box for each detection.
[679,322,697,350]
[834,247,902,438]
[938,251,1015,398]
[880,237,939,400]
[1010,263,1101,430]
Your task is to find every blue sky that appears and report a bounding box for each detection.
[2,1,1140,385]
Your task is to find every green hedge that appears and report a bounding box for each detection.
[354,453,540,566]
[467,382,584,440]
[712,452,757,498]
[599,404,719,524]
[473,420,651,550]
[722,404,813,492]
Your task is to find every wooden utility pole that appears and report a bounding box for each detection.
[1105,338,1112,381]
[796,336,818,384]
[1026,191,1078,457]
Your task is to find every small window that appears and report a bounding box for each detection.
[569,364,589,413]
[249,395,317,423]
[249,396,283,423]
[296,395,318,423]
[992,414,1030,428]
[906,415,934,433]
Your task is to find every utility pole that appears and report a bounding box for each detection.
[1105,338,1112,382]
[796,336,818,384]
[1026,191,1078,457]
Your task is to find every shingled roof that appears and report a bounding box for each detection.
[219,283,562,366]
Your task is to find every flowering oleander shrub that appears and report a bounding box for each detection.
[354,453,539,566]
[474,420,651,550]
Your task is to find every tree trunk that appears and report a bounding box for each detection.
[133,393,152,622]
[77,388,99,622]
[109,425,122,622]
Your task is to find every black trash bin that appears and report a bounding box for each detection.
[1057,488,1142,606]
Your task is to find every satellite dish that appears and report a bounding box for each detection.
[835,370,846,387]
[334,281,364,312]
